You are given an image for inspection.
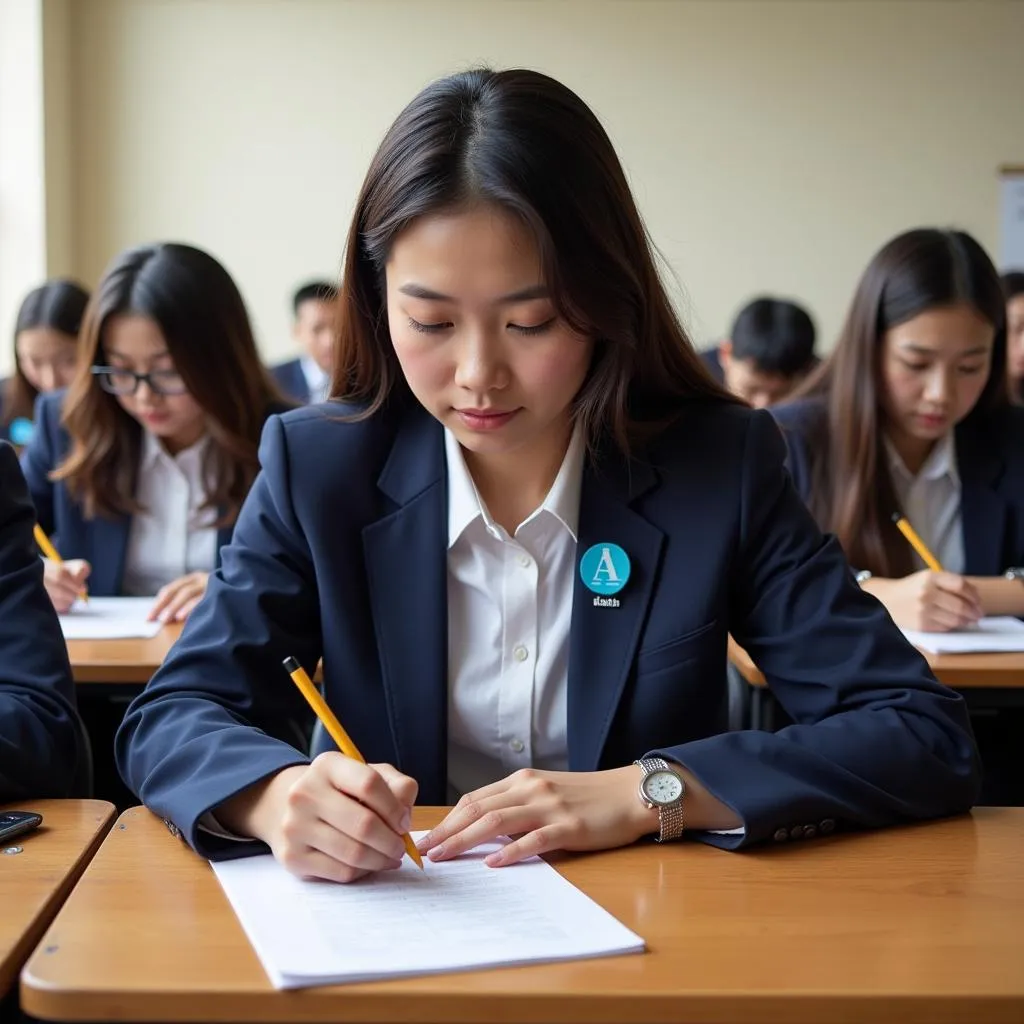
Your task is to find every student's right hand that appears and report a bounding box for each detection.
[41,557,91,614]
[868,570,983,632]
[221,754,417,884]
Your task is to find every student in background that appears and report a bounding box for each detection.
[774,228,1024,633]
[700,297,817,408]
[119,68,977,880]
[1001,271,1024,404]
[22,242,291,624]
[0,279,89,447]
[270,281,339,404]
[0,442,85,799]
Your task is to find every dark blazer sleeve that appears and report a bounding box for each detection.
[116,415,317,858]
[0,442,83,799]
[19,390,64,536]
[652,412,980,847]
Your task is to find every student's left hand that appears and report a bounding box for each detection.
[417,766,656,867]
[148,572,210,623]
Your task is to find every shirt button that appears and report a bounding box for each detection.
[510,738,525,753]
[513,644,529,662]
[518,553,532,568]
[773,828,789,843]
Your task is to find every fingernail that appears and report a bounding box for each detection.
[428,844,446,861]
[399,812,412,832]
[485,850,504,867]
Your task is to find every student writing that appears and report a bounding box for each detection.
[774,228,1024,633]
[118,70,978,883]
[22,242,292,623]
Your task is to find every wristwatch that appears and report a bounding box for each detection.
[1005,568,1024,583]
[634,757,685,842]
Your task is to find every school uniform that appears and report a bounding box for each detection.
[270,357,329,405]
[0,442,85,799]
[772,398,1024,576]
[20,390,287,596]
[116,397,979,858]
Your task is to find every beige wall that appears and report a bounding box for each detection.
[6,0,1022,376]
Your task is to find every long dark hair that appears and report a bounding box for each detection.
[53,243,287,524]
[799,228,1007,576]
[2,279,89,428]
[331,68,736,454]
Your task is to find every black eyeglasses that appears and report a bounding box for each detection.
[91,366,188,396]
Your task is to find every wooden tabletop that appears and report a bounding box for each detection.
[729,636,1024,689]
[21,806,1024,1023]
[66,624,183,684]
[0,801,114,998]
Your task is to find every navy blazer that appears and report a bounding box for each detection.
[0,442,85,799]
[269,359,311,404]
[20,391,283,596]
[117,400,980,859]
[773,398,1024,575]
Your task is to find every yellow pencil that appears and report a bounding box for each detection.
[891,513,943,573]
[282,656,423,870]
[33,523,89,604]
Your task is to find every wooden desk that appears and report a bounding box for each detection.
[22,806,1024,1023]
[66,624,183,684]
[0,801,114,998]
[729,636,1024,690]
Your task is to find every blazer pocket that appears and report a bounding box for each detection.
[636,619,720,675]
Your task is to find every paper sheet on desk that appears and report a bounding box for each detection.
[902,616,1024,654]
[211,831,645,989]
[57,596,162,640]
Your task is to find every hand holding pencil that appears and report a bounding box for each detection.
[34,524,91,613]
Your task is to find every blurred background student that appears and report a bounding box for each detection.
[700,297,817,408]
[1002,271,1024,404]
[22,242,291,625]
[269,280,339,404]
[0,280,89,448]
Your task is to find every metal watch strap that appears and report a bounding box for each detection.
[636,757,685,842]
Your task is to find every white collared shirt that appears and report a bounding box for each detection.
[300,355,331,404]
[885,432,965,575]
[121,432,219,597]
[445,426,583,801]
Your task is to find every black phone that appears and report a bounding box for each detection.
[0,811,43,842]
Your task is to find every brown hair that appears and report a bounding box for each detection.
[3,279,89,429]
[53,243,286,524]
[798,228,1008,576]
[331,67,736,455]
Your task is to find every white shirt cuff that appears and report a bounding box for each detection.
[198,811,258,842]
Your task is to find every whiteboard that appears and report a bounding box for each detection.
[999,169,1024,270]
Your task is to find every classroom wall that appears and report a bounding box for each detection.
[4,0,1022,377]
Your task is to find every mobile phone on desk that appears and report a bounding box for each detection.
[0,811,42,842]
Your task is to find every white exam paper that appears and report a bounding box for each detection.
[902,615,1024,654]
[58,596,162,640]
[211,832,645,989]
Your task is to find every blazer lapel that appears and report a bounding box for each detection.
[90,515,130,596]
[957,423,1008,576]
[362,407,449,802]
[567,449,663,771]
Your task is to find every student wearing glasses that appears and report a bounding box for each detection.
[22,242,291,623]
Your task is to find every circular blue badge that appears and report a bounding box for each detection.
[8,417,34,447]
[580,543,631,595]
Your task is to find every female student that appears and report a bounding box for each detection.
[1,279,89,447]
[119,70,978,881]
[22,242,290,623]
[1002,270,1024,404]
[0,442,85,799]
[774,229,1024,635]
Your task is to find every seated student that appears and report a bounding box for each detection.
[119,69,977,880]
[773,228,1024,634]
[1002,271,1024,404]
[0,279,89,448]
[0,442,84,799]
[269,281,339,404]
[22,242,291,624]
[700,297,818,408]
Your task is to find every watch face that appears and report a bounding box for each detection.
[642,769,684,806]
